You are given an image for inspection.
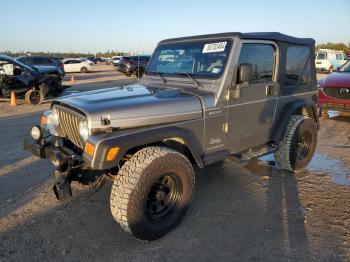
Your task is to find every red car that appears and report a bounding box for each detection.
[318,61,350,115]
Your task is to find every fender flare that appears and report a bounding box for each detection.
[89,126,205,170]
[270,99,319,143]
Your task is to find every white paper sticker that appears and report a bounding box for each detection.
[202,42,227,53]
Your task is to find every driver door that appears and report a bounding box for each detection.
[227,41,279,152]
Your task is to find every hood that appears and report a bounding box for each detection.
[56,84,213,129]
[34,66,59,74]
[318,72,350,88]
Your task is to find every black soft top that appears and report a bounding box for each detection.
[160,32,315,46]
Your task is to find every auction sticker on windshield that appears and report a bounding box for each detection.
[202,42,227,53]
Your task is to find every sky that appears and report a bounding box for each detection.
[1,0,349,54]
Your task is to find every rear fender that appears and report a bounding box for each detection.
[271,100,319,144]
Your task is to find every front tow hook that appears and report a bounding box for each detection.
[53,174,72,201]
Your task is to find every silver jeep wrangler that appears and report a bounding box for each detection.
[24,32,319,241]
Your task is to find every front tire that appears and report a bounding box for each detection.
[110,146,195,241]
[274,115,317,172]
[80,67,88,73]
[25,89,43,105]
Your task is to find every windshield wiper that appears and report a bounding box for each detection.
[176,72,201,88]
[148,71,166,84]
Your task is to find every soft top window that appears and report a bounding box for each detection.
[285,46,311,86]
[146,39,232,78]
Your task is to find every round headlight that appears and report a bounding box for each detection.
[78,120,89,141]
[31,125,43,141]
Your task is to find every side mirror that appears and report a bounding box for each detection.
[238,63,253,83]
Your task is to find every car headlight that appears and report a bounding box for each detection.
[78,120,89,141]
[31,125,43,142]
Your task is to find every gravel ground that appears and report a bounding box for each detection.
[0,68,349,261]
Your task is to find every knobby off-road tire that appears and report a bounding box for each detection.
[110,146,195,241]
[274,115,317,172]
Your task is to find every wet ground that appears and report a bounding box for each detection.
[0,67,349,261]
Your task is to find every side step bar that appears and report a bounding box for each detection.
[231,144,278,161]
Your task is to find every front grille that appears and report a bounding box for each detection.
[323,87,350,100]
[55,106,86,149]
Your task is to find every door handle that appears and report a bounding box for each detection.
[265,84,274,96]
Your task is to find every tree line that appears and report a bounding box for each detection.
[315,42,350,52]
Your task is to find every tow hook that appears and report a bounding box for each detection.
[53,172,72,201]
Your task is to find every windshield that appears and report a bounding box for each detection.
[146,39,232,78]
[340,61,350,72]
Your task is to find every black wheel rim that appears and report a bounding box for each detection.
[296,130,312,160]
[146,173,182,221]
[29,91,41,105]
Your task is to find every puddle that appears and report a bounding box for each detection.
[307,153,350,186]
[259,153,350,186]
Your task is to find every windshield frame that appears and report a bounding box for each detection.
[145,38,233,79]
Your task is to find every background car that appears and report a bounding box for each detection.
[0,54,63,103]
[315,49,347,73]
[63,59,92,73]
[111,56,122,67]
[318,60,350,116]
[117,55,151,77]
[79,58,94,66]
[16,56,65,77]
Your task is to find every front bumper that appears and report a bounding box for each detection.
[23,137,81,172]
[318,89,350,112]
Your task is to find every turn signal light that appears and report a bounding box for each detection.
[84,142,95,157]
[106,147,120,161]
[41,115,47,125]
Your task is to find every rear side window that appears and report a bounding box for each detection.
[285,46,311,86]
[32,57,45,65]
[237,43,275,83]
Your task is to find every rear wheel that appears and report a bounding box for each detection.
[274,115,317,172]
[110,146,195,241]
[80,67,88,73]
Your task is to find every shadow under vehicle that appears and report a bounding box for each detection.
[23,32,319,241]
[0,54,63,104]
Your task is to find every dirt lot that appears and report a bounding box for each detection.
[0,67,349,261]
